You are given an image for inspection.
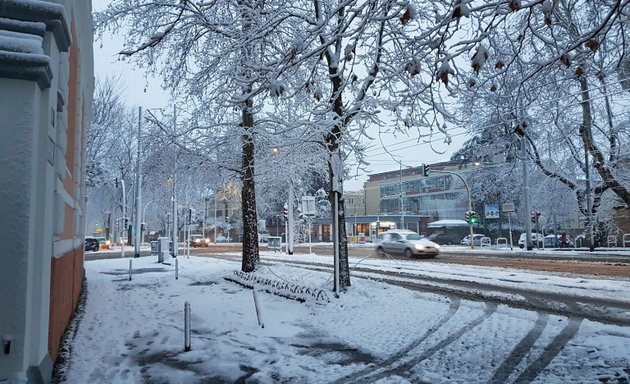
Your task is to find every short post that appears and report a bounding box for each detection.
[184,301,191,351]
[128,259,132,281]
[175,258,179,280]
[252,290,264,328]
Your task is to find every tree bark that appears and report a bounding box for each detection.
[241,101,259,272]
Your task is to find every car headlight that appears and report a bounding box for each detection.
[106,240,111,245]
[194,239,200,243]
[434,244,441,249]
[415,245,425,250]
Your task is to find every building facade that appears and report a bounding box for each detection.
[0,1,93,382]
[364,160,477,221]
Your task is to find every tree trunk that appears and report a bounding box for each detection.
[241,101,259,272]
[327,161,351,289]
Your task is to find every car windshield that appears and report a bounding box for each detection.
[405,233,423,240]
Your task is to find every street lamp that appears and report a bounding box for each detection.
[168,175,178,257]
[115,178,126,258]
[142,200,154,243]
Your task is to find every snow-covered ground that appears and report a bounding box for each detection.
[60,253,630,383]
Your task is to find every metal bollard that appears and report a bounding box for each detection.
[128,259,132,281]
[252,290,264,328]
[184,301,191,351]
[175,258,179,280]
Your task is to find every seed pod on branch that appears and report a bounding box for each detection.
[452,0,470,19]
[436,59,455,86]
[400,4,417,25]
[471,45,489,74]
[405,58,421,76]
[585,39,600,52]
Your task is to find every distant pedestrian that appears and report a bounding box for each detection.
[560,233,569,247]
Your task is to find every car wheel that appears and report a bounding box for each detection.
[376,247,385,257]
[404,248,414,258]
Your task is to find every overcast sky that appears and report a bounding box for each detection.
[91,0,468,191]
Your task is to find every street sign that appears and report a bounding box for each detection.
[502,202,515,213]
[485,203,500,219]
[301,196,316,216]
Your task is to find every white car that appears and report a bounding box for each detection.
[375,230,440,258]
[460,234,485,246]
[518,233,544,248]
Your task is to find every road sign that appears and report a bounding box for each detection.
[485,203,500,219]
[502,202,515,213]
[301,196,316,216]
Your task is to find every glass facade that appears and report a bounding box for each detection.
[375,174,466,219]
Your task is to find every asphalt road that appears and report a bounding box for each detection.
[86,243,630,278]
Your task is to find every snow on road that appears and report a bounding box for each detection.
[60,254,630,383]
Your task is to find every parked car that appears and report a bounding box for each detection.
[543,234,574,248]
[428,233,457,245]
[215,235,230,243]
[190,234,211,247]
[375,230,440,258]
[518,233,544,248]
[95,236,111,250]
[460,234,486,246]
[84,237,99,252]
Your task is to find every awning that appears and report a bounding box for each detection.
[427,219,469,228]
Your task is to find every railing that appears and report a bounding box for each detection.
[496,237,508,248]
[607,235,618,247]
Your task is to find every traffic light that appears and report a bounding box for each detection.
[124,217,129,229]
[422,163,430,177]
[283,204,288,220]
[376,221,381,230]
[465,210,478,224]
[530,210,540,223]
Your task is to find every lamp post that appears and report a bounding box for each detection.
[203,197,209,238]
[115,178,126,258]
[169,175,178,257]
[134,107,142,258]
[142,200,153,243]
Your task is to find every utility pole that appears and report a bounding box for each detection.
[521,135,533,251]
[171,104,178,257]
[134,107,142,258]
[116,178,126,258]
[288,183,294,255]
[399,162,405,230]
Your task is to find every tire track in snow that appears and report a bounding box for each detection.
[347,302,498,383]
[488,313,549,383]
[331,298,461,384]
[512,317,582,383]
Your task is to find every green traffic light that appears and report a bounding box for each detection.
[470,217,479,224]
